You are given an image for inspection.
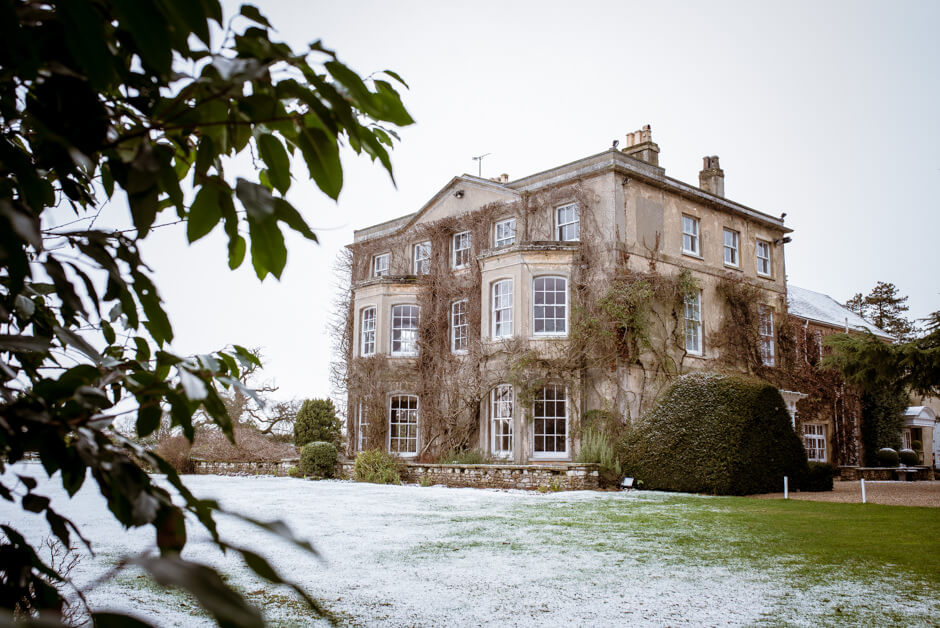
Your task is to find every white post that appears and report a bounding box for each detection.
[784,476,789,499]
[861,478,866,504]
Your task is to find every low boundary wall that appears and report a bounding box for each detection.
[194,458,600,490]
[838,466,933,481]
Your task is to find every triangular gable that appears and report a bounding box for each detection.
[402,175,519,231]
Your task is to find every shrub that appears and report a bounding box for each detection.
[354,449,403,484]
[911,440,923,452]
[802,462,834,492]
[294,399,342,449]
[437,448,492,465]
[618,372,809,495]
[876,447,899,467]
[899,449,919,466]
[576,427,622,487]
[155,435,194,474]
[299,442,338,478]
[190,421,296,462]
[287,466,301,478]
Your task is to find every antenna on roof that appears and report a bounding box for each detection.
[472,153,491,177]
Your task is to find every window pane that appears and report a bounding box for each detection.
[534,276,567,335]
[413,242,430,274]
[492,280,513,338]
[723,229,738,266]
[491,385,513,455]
[759,306,775,366]
[556,203,580,241]
[373,254,389,277]
[360,307,376,356]
[684,292,701,354]
[389,395,418,455]
[392,304,419,356]
[533,385,567,455]
[495,218,516,247]
[452,231,471,269]
[451,300,468,352]
[682,216,699,254]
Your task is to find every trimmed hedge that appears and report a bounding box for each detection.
[618,372,809,495]
[299,441,338,478]
[898,449,919,466]
[876,447,899,467]
[294,398,342,448]
[803,462,834,492]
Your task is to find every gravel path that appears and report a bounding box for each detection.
[753,480,940,507]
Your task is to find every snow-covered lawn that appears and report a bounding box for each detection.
[3,462,937,627]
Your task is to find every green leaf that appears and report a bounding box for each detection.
[233,345,262,367]
[235,178,275,220]
[187,184,222,243]
[0,334,51,353]
[134,337,152,363]
[238,5,272,28]
[102,320,116,345]
[130,555,264,628]
[296,127,342,200]
[246,214,287,279]
[111,0,173,76]
[258,134,290,194]
[228,235,246,270]
[274,199,317,241]
[137,404,162,438]
[58,0,117,90]
[179,369,208,401]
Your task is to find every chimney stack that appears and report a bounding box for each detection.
[621,124,660,166]
[699,155,724,197]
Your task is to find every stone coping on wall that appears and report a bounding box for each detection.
[838,465,933,481]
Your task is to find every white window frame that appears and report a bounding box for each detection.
[756,240,771,277]
[357,402,369,451]
[450,299,468,354]
[532,385,568,459]
[413,241,430,275]
[388,395,418,457]
[452,231,471,269]
[723,228,739,267]
[759,306,775,366]
[491,279,513,339]
[372,253,390,277]
[803,424,827,462]
[533,276,568,337]
[494,218,516,247]
[391,304,419,357]
[684,291,702,355]
[360,306,376,357]
[682,215,700,256]
[556,203,580,242]
[490,384,513,458]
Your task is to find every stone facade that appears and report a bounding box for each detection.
[345,126,791,465]
[338,461,599,490]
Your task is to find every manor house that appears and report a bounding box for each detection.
[344,126,794,464]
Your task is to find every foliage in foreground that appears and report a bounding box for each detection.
[619,372,809,495]
[294,399,342,449]
[299,442,338,479]
[0,0,412,624]
[353,449,403,484]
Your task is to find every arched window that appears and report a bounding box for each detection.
[533,276,567,336]
[388,395,418,456]
[490,385,513,457]
[533,385,567,458]
[391,304,419,356]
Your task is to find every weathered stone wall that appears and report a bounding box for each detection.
[192,458,298,477]
[193,458,600,490]
[838,466,933,481]
[339,461,599,490]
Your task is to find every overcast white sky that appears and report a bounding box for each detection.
[133,0,939,405]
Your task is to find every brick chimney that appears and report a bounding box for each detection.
[699,155,724,197]
[621,124,660,166]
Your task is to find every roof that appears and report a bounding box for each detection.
[904,405,937,427]
[786,284,893,340]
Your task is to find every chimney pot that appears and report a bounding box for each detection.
[621,124,660,167]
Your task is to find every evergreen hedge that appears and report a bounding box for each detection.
[294,398,342,448]
[299,441,338,478]
[619,372,809,495]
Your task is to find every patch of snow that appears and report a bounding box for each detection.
[787,284,892,339]
[1,463,936,626]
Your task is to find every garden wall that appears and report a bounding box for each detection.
[192,458,298,477]
[838,466,933,481]
[193,458,600,490]
[338,461,600,490]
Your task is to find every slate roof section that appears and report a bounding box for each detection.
[787,284,893,340]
